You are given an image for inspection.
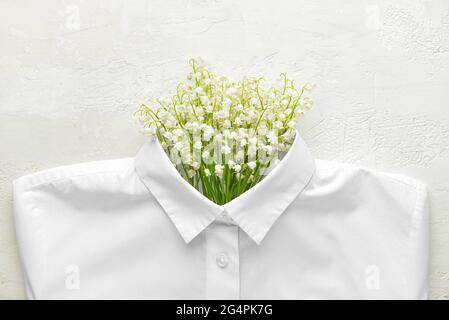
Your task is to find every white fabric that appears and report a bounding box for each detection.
[13,133,429,299]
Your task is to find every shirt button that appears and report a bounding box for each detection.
[216,252,229,268]
[221,212,230,220]
[220,212,234,224]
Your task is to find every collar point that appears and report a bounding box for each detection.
[249,231,266,246]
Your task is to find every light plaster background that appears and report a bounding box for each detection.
[1,0,449,299]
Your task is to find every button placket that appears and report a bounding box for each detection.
[205,222,240,299]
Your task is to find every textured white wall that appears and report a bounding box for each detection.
[1,0,449,299]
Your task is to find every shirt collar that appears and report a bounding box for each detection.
[134,131,315,245]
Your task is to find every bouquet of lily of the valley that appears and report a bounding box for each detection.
[134,59,314,205]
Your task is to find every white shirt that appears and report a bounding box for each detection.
[13,134,429,299]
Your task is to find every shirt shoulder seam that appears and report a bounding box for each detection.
[315,159,424,190]
[14,158,135,192]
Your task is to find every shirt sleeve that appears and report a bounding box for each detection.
[378,170,430,299]
[13,176,38,300]
[12,159,133,300]
[408,180,429,300]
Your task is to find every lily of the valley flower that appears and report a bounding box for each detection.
[135,58,314,204]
